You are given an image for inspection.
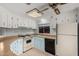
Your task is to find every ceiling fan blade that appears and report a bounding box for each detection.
[49,3,57,9]
[49,3,59,15]
[59,3,67,5]
[49,3,67,8]
[25,3,31,5]
[40,8,49,12]
[54,8,60,15]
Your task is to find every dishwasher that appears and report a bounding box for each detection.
[45,38,55,55]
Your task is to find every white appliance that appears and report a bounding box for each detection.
[56,23,78,56]
[23,36,33,52]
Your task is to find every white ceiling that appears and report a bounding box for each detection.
[0,3,79,18]
[59,3,79,13]
[0,3,47,16]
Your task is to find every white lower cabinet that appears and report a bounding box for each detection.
[10,38,23,55]
[32,36,45,51]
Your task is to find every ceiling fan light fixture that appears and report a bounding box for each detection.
[26,8,42,17]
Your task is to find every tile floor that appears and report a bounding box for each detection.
[19,48,53,56]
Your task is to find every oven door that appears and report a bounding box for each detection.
[23,39,33,52]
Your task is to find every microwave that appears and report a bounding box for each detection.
[39,26,50,33]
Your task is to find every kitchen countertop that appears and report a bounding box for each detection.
[18,33,56,39]
[0,35,18,42]
[36,33,56,39]
[0,33,56,41]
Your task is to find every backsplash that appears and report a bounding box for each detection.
[0,28,35,36]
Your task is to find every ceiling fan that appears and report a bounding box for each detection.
[26,3,66,17]
[48,3,66,15]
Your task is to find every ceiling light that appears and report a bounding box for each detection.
[26,8,43,17]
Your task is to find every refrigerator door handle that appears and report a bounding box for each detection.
[56,24,58,45]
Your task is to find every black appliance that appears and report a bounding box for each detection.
[39,26,50,33]
[45,38,55,55]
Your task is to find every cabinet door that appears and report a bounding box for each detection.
[2,13,8,28]
[7,13,13,28]
[28,19,32,28]
[10,39,23,55]
[0,14,3,27]
[24,18,28,28]
[18,17,24,27]
[17,39,23,53]
[17,17,21,27]
[20,17,24,27]
[22,18,27,27]
[38,37,45,51]
[10,40,19,55]
[12,16,18,28]
[32,37,38,48]
[32,20,37,29]
[7,13,17,28]
[32,37,45,51]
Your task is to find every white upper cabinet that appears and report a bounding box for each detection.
[0,6,37,29]
[7,13,18,28]
[28,19,32,28]
[17,16,21,27]
[25,18,37,29]
[31,20,37,29]
[18,17,25,27]
[0,14,2,27]
[7,13,12,28]
[22,17,27,27]
[19,17,37,29]
[0,6,6,27]
[12,15,18,28]
[24,18,29,28]
[1,10,8,28]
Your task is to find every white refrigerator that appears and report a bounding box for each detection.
[56,23,78,56]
